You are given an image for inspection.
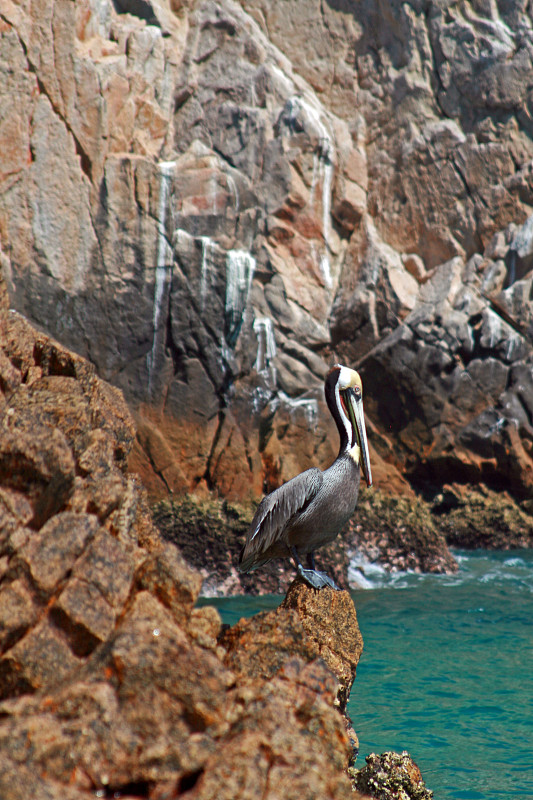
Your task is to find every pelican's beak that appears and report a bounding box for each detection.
[346,387,372,487]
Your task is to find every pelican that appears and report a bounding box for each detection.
[239,364,372,589]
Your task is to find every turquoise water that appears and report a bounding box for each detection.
[201,550,533,799]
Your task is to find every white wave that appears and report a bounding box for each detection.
[348,552,410,590]
[348,548,533,593]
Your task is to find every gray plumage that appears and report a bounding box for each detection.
[238,364,372,588]
[239,455,359,571]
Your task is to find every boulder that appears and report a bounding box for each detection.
[1,0,533,530]
[0,285,369,800]
[351,751,433,800]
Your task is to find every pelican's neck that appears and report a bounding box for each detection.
[325,378,354,458]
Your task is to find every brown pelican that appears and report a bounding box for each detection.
[239,364,372,589]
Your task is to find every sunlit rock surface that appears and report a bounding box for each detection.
[1,0,533,506]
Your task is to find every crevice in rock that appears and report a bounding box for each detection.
[424,6,454,122]
[203,410,226,491]
[102,779,152,798]
[516,389,533,429]
[49,603,101,658]
[165,284,184,381]
[5,17,94,184]
[143,437,172,494]
[177,769,204,793]
[111,0,161,28]
[165,277,229,408]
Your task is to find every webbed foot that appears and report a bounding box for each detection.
[297,565,339,590]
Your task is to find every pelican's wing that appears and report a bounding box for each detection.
[239,468,323,571]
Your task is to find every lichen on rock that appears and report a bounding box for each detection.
[350,751,434,800]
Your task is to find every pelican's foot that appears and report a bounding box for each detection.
[297,566,339,590]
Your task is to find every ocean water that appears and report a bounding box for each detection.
[201,550,533,799]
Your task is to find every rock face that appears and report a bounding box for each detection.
[221,580,363,714]
[0,283,363,799]
[1,0,533,508]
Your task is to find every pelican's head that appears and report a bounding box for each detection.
[326,364,372,487]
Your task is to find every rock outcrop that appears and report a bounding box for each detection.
[0,284,365,799]
[351,751,434,800]
[221,579,363,715]
[2,0,533,514]
[152,492,458,596]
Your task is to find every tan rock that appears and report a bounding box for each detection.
[281,581,364,712]
[54,577,116,655]
[344,148,368,191]
[0,283,367,799]
[72,529,135,608]
[19,512,100,596]
[1,0,533,507]
[0,578,37,653]
[0,617,83,699]
[135,542,203,625]
[333,180,367,234]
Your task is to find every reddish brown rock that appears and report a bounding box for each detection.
[220,604,319,682]
[0,617,84,700]
[0,279,362,799]
[0,425,75,528]
[16,512,100,596]
[53,576,116,656]
[220,579,363,716]
[187,658,353,800]
[74,529,135,608]
[135,541,203,626]
[0,577,37,652]
[281,581,364,712]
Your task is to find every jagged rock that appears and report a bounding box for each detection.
[219,604,320,681]
[347,493,458,576]
[220,580,363,715]
[2,0,533,527]
[0,279,167,702]
[280,581,364,713]
[186,657,353,800]
[0,284,369,799]
[351,751,433,800]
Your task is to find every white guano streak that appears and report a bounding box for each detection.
[199,236,214,312]
[149,160,175,390]
[225,249,256,345]
[280,393,319,428]
[320,151,333,289]
[253,317,277,372]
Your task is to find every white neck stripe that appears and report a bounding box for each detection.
[335,381,352,449]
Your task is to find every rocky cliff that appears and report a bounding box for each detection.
[0,275,373,799]
[1,0,533,518]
